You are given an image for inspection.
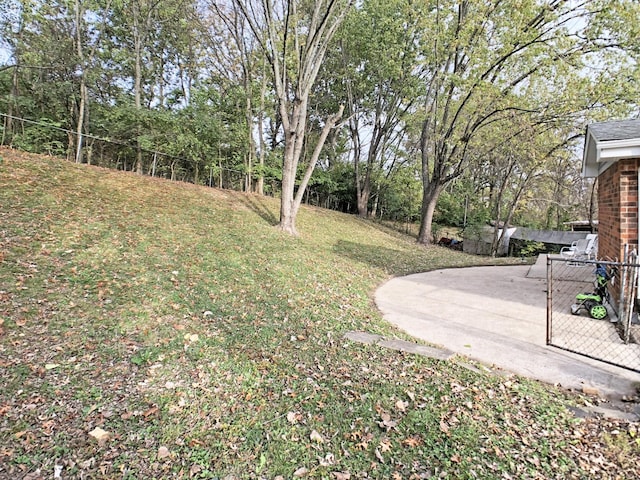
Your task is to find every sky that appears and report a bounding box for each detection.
[0,48,10,65]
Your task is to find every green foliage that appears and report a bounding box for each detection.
[378,163,422,221]
[0,0,638,235]
[308,161,357,212]
[10,118,67,156]
[518,240,546,257]
[410,0,640,242]
[434,181,491,228]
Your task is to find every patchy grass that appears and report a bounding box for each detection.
[0,147,638,480]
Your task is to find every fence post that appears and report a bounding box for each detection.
[620,245,629,344]
[622,249,638,344]
[151,152,157,177]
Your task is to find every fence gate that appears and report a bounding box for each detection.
[547,256,640,373]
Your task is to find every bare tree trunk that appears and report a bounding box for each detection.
[233,0,352,235]
[356,185,369,217]
[370,185,380,218]
[134,35,143,175]
[286,107,343,231]
[418,183,443,244]
[256,59,268,195]
[74,0,111,163]
[3,14,24,146]
[74,0,85,163]
[278,97,307,235]
[245,95,254,192]
[132,1,152,175]
[86,141,93,165]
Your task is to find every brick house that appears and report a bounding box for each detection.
[582,119,640,263]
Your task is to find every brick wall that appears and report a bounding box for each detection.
[597,158,640,262]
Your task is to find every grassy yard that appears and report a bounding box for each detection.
[0,147,638,480]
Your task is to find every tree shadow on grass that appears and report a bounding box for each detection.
[333,239,404,275]
[239,194,279,226]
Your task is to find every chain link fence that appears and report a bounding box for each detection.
[547,256,640,372]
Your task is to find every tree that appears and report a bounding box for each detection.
[232,0,353,235]
[0,1,80,155]
[202,1,270,194]
[73,0,112,164]
[332,0,421,218]
[414,0,634,244]
[108,0,196,174]
[116,0,161,174]
[0,0,19,145]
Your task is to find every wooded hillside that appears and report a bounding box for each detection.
[1,0,639,243]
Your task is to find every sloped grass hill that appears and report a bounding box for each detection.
[0,147,638,479]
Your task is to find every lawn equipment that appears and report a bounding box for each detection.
[570,264,611,320]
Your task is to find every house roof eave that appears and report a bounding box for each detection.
[582,120,640,178]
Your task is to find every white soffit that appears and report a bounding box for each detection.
[596,139,640,162]
[582,119,640,178]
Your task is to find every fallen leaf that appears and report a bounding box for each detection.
[450,382,467,393]
[16,318,27,327]
[88,427,110,443]
[143,406,159,418]
[78,458,94,470]
[293,467,308,477]
[582,385,599,396]
[527,456,541,467]
[395,400,408,412]
[310,429,324,443]
[23,469,43,480]
[332,472,351,480]
[439,420,450,435]
[402,436,422,448]
[319,452,335,466]
[379,438,392,453]
[377,412,398,431]
[286,411,300,424]
[41,420,55,434]
[355,440,369,450]
[374,448,385,463]
[44,363,59,370]
[157,446,170,460]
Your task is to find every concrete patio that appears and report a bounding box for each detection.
[375,261,640,401]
